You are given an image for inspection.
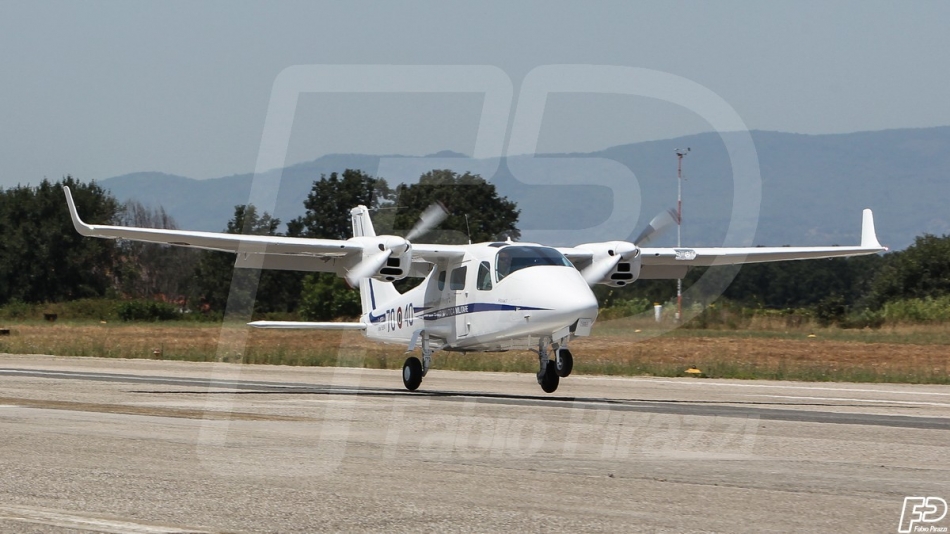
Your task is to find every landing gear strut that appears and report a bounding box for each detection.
[535,337,560,393]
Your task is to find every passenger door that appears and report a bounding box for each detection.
[449,263,470,338]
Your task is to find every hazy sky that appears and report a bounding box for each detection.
[1,0,948,187]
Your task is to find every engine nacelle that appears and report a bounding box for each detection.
[576,241,642,287]
[376,244,412,282]
[349,235,413,282]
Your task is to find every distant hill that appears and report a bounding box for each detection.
[99,127,950,250]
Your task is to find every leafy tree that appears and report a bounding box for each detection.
[288,169,395,238]
[115,200,199,300]
[0,177,120,304]
[713,255,884,309]
[191,204,301,315]
[298,273,362,320]
[290,169,395,320]
[596,255,885,312]
[392,170,520,244]
[868,234,950,307]
[292,169,521,320]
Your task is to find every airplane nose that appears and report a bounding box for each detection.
[505,266,599,328]
[563,274,600,320]
[551,272,598,313]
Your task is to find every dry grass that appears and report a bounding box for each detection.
[0,319,947,383]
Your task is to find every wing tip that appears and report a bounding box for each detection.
[861,208,884,250]
[63,185,94,236]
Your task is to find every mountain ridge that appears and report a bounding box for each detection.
[99,127,950,250]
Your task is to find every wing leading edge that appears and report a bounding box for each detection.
[559,209,886,280]
[639,209,886,267]
[65,186,362,261]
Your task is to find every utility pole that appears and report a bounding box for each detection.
[675,147,690,322]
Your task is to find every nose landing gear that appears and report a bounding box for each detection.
[535,337,573,393]
[538,360,559,393]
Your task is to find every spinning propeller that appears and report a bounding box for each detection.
[580,208,678,285]
[345,202,449,286]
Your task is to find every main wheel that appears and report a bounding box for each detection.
[556,348,574,378]
[539,360,560,393]
[402,356,423,391]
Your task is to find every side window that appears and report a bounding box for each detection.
[450,266,466,290]
[438,270,446,291]
[477,261,493,291]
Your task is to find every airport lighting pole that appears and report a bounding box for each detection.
[675,147,690,322]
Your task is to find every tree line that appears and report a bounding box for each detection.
[1,173,947,324]
[0,170,518,320]
[598,233,950,326]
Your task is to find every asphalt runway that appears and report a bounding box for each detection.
[1,354,948,533]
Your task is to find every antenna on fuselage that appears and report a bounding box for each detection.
[464,214,472,244]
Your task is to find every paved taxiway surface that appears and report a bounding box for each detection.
[1,354,948,533]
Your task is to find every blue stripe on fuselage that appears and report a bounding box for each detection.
[421,303,547,321]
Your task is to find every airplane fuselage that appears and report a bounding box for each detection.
[361,243,599,351]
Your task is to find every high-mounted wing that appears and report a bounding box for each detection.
[409,244,467,264]
[640,209,885,266]
[65,187,469,277]
[65,186,362,273]
[561,209,887,285]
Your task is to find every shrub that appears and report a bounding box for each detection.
[815,294,847,327]
[116,300,182,322]
[683,300,754,330]
[883,296,950,324]
[598,297,652,320]
[0,300,34,320]
[60,298,120,320]
[839,308,885,329]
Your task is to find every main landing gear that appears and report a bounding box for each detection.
[402,357,423,391]
[535,337,575,393]
[402,331,433,391]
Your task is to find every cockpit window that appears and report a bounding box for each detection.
[495,246,572,280]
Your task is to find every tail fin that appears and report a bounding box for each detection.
[350,205,400,314]
[350,205,377,238]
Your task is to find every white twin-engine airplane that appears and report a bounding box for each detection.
[64,186,886,393]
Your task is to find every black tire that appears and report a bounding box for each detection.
[556,348,574,378]
[402,357,423,391]
[539,360,560,393]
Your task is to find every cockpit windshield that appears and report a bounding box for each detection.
[495,246,573,280]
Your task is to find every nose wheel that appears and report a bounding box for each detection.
[535,336,565,393]
[538,360,559,393]
[556,348,573,378]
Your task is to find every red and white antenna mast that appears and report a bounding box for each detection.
[675,147,690,322]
